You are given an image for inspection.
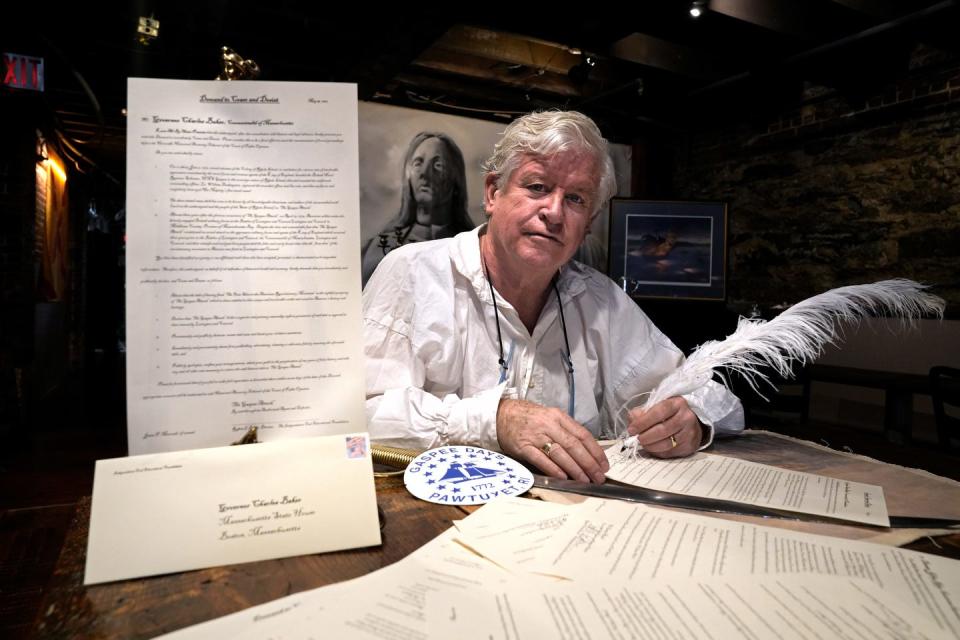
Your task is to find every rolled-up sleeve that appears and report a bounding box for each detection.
[363,315,503,451]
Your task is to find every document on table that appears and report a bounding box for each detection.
[525,497,960,636]
[125,78,364,454]
[430,575,953,640]
[606,445,890,526]
[156,527,518,640]
[453,497,573,573]
[84,434,380,585]
[153,582,348,640]
[154,496,960,639]
[325,530,517,639]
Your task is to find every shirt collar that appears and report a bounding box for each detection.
[449,224,588,304]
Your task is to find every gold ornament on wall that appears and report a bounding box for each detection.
[216,47,260,81]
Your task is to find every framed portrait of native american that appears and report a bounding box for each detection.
[608,199,727,301]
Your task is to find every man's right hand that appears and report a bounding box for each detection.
[496,398,608,484]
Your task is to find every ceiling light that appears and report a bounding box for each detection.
[689,1,707,18]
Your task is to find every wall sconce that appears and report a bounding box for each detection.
[35,131,66,181]
[36,131,49,162]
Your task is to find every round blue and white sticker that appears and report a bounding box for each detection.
[404,446,533,505]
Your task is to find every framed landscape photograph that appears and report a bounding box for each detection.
[608,199,727,301]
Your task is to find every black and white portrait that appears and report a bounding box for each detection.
[360,131,476,283]
[358,103,501,285]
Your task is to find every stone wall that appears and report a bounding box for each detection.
[671,45,960,315]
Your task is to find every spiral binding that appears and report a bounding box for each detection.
[371,444,420,471]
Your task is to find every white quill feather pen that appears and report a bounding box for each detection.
[620,279,945,449]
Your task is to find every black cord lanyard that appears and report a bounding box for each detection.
[484,262,508,377]
[484,265,576,416]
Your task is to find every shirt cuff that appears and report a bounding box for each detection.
[697,421,715,450]
[441,382,508,451]
[683,384,744,437]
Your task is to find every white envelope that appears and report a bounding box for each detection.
[84,433,381,585]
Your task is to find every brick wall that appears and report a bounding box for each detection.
[672,44,960,313]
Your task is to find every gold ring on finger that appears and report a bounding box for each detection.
[669,435,678,448]
[541,441,556,455]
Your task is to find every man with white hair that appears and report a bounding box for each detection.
[363,111,743,483]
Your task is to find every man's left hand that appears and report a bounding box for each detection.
[627,396,703,458]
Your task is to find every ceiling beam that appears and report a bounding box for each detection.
[389,71,647,139]
[412,49,586,97]
[607,32,713,78]
[824,0,896,17]
[690,0,958,96]
[390,71,561,115]
[709,0,814,38]
[433,25,580,75]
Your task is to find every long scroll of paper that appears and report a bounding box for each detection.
[126,78,363,454]
[605,446,890,526]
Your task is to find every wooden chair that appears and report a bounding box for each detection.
[734,365,811,428]
[930,366,960,450]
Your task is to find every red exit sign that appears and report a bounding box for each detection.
[3,53,44,91]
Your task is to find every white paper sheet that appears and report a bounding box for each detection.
[527,498,960,636]
[125,78,364,454]
[454,497,573,572]
[325,531,515,640]
[430,574,952,640]
[156,527,515,640]
[154,497,960,639]
[84,434,380,585]
[152,584,344,640]
[606,445,890,526]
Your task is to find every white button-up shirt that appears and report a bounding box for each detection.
[363,226,743,451]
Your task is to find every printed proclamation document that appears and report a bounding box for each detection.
[125,78,363,454]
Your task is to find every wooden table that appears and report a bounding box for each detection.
[32,476,471,639]
[32,433,960,639]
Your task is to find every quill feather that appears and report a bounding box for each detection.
[621,279,945,444]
